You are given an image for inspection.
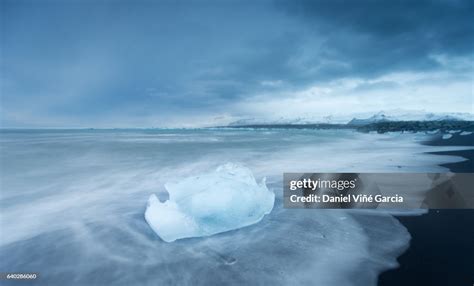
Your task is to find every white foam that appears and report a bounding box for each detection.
[1,129,472,286]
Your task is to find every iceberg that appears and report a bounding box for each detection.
[145,163,274,242]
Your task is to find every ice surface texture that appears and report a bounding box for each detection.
[145,163,275,242]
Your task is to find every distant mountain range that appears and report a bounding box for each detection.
[227,111,474,127]
[347,111,474,126]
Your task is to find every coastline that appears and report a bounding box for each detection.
[426,131,474,172]
[1,129,471,285]
[379,133,474,286]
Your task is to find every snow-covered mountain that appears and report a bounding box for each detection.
[228,116,332,126]
[347,113,390,126]
[347,111,474,126]
[227,110,474,126]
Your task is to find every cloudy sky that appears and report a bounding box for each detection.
[1,0,473,127]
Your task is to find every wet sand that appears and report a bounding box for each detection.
[379,133,474,286]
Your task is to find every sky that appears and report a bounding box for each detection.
[1,0,473,127]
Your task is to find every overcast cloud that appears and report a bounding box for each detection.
[1,0,472,127]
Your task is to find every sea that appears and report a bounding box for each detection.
[0,128,471,285]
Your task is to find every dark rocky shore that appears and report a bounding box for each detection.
[227,120,474,135]
[379,133,474,286]
[356,120,474,134]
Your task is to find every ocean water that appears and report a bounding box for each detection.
[0,129,470,285]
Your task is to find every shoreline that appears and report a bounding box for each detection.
[379,133,473,286]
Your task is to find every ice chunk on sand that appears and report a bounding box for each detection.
[145,163,274,242]
[460,131,472,136]
[442,134,452,139]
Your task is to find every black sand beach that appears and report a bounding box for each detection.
[379,133,474,286]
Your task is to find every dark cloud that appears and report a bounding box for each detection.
[276,0,473,75]
[188,0,474,102]
[1,0,472,127]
